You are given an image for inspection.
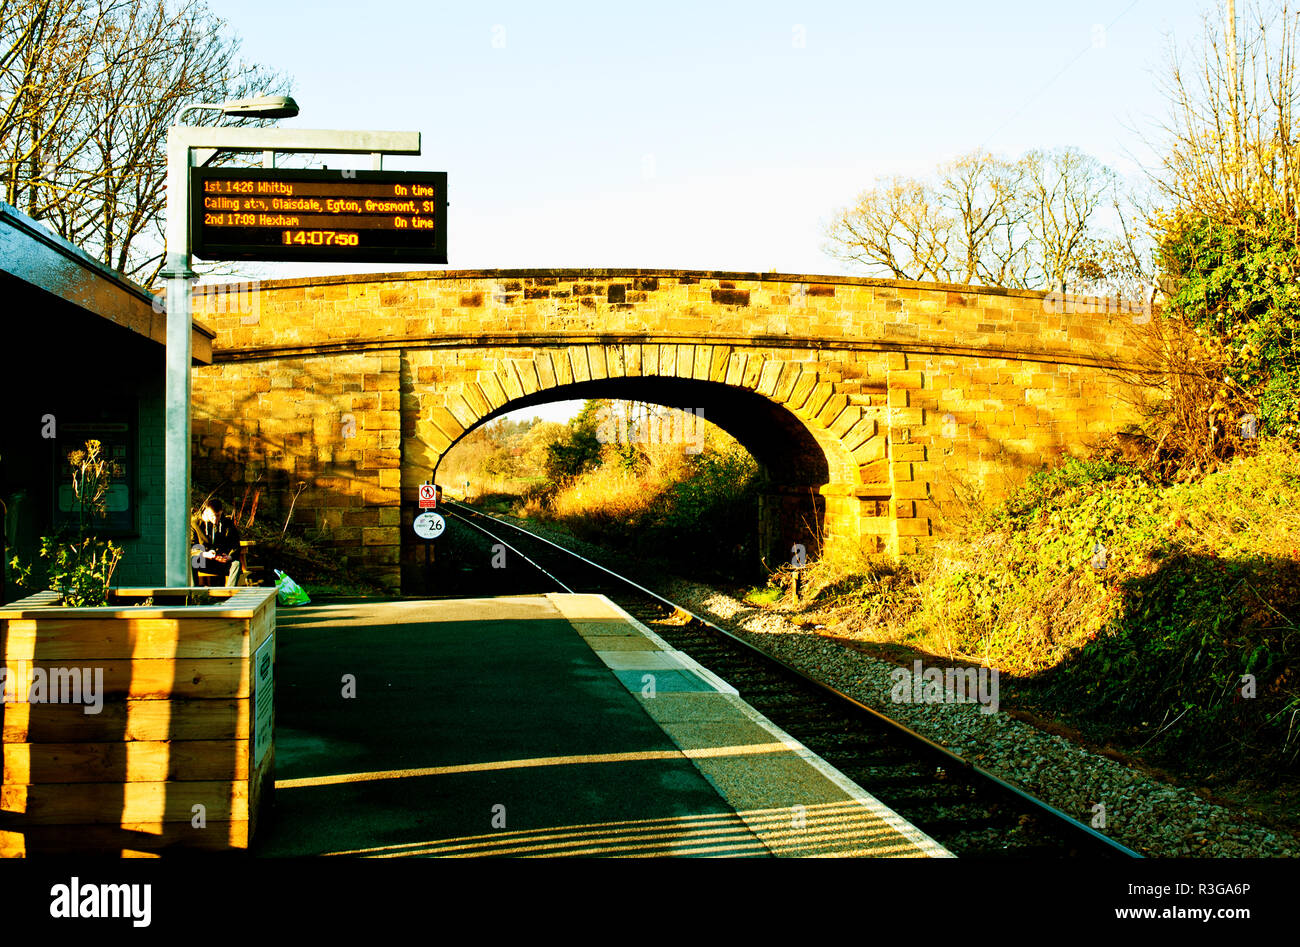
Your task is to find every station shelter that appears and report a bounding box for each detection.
[0,201,214,601]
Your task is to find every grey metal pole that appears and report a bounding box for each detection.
[157,122,420,587]
[162,128,195,588]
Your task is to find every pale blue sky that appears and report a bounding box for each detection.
[210,0,1210,276]
[206,0,1215,421]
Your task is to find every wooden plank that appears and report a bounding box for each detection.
[249,601,275,654]
[248,742,274,844]
[0,588,275,620]
[1,659,247,700]
[3,699,249,743]
[0,591,273,853]
[2,780,248,823]
[3,741,250,784]
[247,619,275,845]
[0,820,249,855]
[1,617,253,660]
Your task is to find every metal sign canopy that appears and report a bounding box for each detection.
[162,122,428,587]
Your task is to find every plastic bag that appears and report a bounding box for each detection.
[273,569,311,606]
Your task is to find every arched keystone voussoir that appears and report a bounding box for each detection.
[587,344,609,380]
[659,344,677,376]
[514,358,540,396]
[787,372,819,412]
[725,352,747,387]
[773,363,803,402]
[496,360,525,400]
[755,359,782,396]
[478,374,509,411]
[570,348,592,384]
[445,394,478,430]
[534,352,557,390]
[606,345,626,378]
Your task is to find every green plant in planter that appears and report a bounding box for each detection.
[9,439,124,606]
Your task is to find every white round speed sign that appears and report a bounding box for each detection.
[413,512,445,539]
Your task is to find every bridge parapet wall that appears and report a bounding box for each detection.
[196,269,1139,367]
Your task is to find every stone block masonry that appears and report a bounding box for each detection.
[191,271,1154,591]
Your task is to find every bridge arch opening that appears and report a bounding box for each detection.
[426,375,855,581]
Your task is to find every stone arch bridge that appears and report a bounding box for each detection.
[190,269,1149,592]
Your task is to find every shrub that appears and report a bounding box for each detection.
[931,440,1299,773]
[543,404,604,483]
[745,440,1300,777]
[980,455,1138,529]
[531,440,761,580]
[8,439,124,606]
[1155,210,1300,442]
[1109,307,1259,478]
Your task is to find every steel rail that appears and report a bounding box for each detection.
[445,500,1142,859]
[439,506,575,594]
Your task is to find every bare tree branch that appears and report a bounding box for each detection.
[0,0,290,283]
[824,146,1131,292]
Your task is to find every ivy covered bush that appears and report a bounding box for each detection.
[1157,210,1300,441]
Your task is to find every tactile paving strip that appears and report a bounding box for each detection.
[547,593,953,858]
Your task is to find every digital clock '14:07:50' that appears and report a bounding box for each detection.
[283,230,360,246]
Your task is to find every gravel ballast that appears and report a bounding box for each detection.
[494,513,1299,858]
[656,577,1297,858]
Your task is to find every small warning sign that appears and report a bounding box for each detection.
[419,483,437,509]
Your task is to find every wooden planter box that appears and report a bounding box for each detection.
[0,586,277,856]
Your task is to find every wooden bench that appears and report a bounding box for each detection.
[240,541,269,587]
[189,542,265,587]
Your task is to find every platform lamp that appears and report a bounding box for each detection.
[162,94,299,588]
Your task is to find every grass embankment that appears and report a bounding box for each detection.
[772,439,1300,784]
[512,443,762,582]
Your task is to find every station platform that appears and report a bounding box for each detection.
[254,593,950,858]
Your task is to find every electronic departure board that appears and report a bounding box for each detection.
[190,167,447,263]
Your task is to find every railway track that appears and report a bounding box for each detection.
[441,500,1141,859]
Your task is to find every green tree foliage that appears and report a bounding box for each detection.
[1156,210,1300,439]
[543,401,604,483]
[647,444,760,575]
[439,415,553,488]
[1140,2,1300,449]
[520,421,569,473]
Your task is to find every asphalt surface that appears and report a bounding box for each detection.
[253,596,753,857]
